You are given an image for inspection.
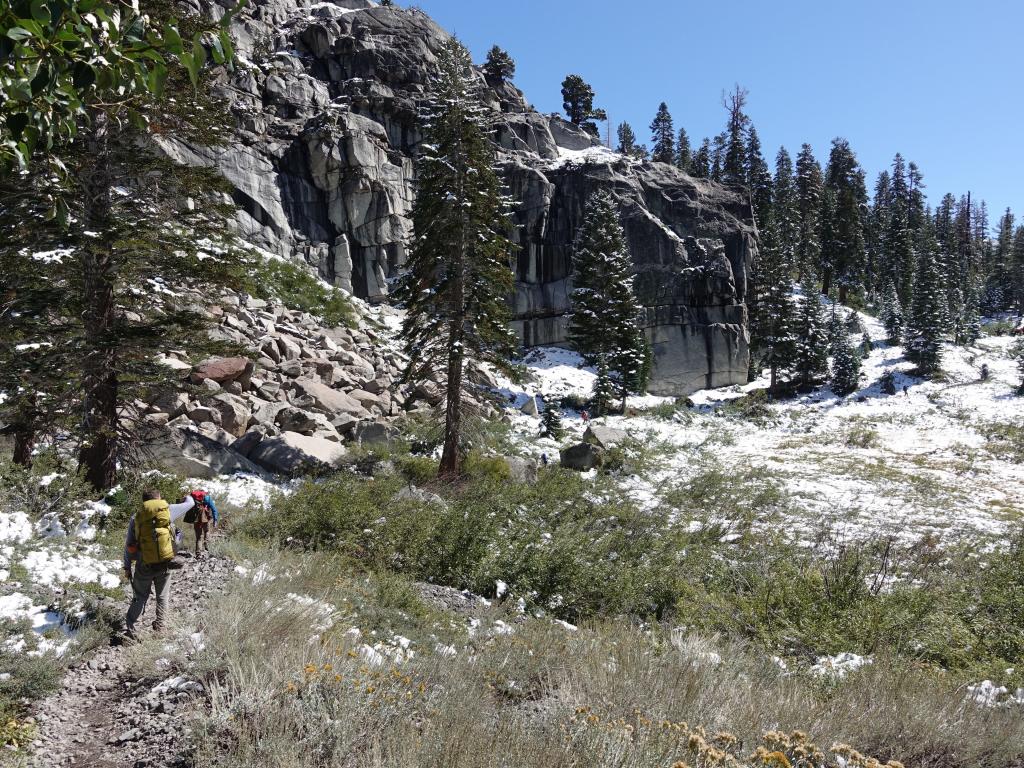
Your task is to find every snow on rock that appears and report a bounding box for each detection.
[0,512,33,544]
[810,652,872,679]
[20,547,120,589]
[967,680,1024,708]
[152,676,204,695]
[283,593,336,631]
[0,592,74,657]
[35,499,110,540]
[546,144,623,170]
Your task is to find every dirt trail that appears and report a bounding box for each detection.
[29,553,232,768]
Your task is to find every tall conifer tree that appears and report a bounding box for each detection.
[400,40,517,477]
[821,138,867,302]
[649,102,675,164]
[746,126,773,228]
[795,143,823,283]
[569,191,648,412]
[904,227,947,375]
[676,126,692,172]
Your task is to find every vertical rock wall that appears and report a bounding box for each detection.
[182,0,757,395]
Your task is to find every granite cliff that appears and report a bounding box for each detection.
[167,0,757,395]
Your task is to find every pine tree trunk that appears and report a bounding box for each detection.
[439,195,467,479]
[76,121,119,491]
[439,342,464,478]
[13,425,35,469]
[11,394,38,468]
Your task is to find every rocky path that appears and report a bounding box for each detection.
[29,553,233,768]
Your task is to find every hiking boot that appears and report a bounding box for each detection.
[119,628,139,644]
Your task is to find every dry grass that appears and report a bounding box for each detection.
[151,548,1024,768]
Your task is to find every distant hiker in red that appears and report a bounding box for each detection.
[580,409,590,424]
[184,489,220,557]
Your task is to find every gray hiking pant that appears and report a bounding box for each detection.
[126,560,171,632]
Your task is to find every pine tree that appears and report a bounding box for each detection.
[1012,339,1024,394]
[691,138,711,178]
[399,40,517,477]
[861,331,873,358]
[1012,225,1024,314]
[616,122,637,155]
[540,403,564,440]
[867,170,892,296]
[569,191,648,412]
[904,229,947,375]
[0,2,242,488]
[649,102,675,164]
[830,325,861,396]
[676,127,692,173]
[561,74,606,136]
[795,143,823,283]
[483,45,515,83]
[591,358,615,417]
[791,276,829,389]
[821,138,867,303]
[879,279,904,343]
[710,133,727,182]
[773,147,799,265]
[721,85,749,185]
[746,126,773,228]
[954,277,982,346]
[751,216,797,391]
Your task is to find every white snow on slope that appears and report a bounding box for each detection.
[501,311,1023,545]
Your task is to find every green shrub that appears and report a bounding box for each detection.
[394,455,438,485]
[845,420,880,448]
[243,257,356,328]
[461,452,512,482]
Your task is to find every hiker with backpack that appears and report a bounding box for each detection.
[184,489,220,557]
[122,489,196,639]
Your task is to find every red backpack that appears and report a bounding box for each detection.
[183,490,211,524]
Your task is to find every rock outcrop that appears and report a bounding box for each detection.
[177,0,757,395]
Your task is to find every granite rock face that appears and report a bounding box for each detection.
[181,0,756,395]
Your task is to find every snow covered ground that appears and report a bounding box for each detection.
[500,315,1023,547]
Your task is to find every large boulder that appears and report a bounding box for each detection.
[191,357,253,387]
[142,424,268,479]
[292,378,370,418]
[250,431,348,476]
[582,425,628,449]
[353,420,400,446]
[211,393,251,438]
[559,442,604,472]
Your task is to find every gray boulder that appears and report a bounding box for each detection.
[142,425,268,479]
[583,425,628,449]
[293,378,370,418]
[353,420,400,446]
[250,431,347,476]
[211,393,251,438]
[560,442,604,472]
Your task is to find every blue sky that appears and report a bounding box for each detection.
[414,0,1023,227]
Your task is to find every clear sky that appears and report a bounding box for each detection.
[414,0,1023,227]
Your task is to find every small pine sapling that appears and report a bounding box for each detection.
[540,405,564,440]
